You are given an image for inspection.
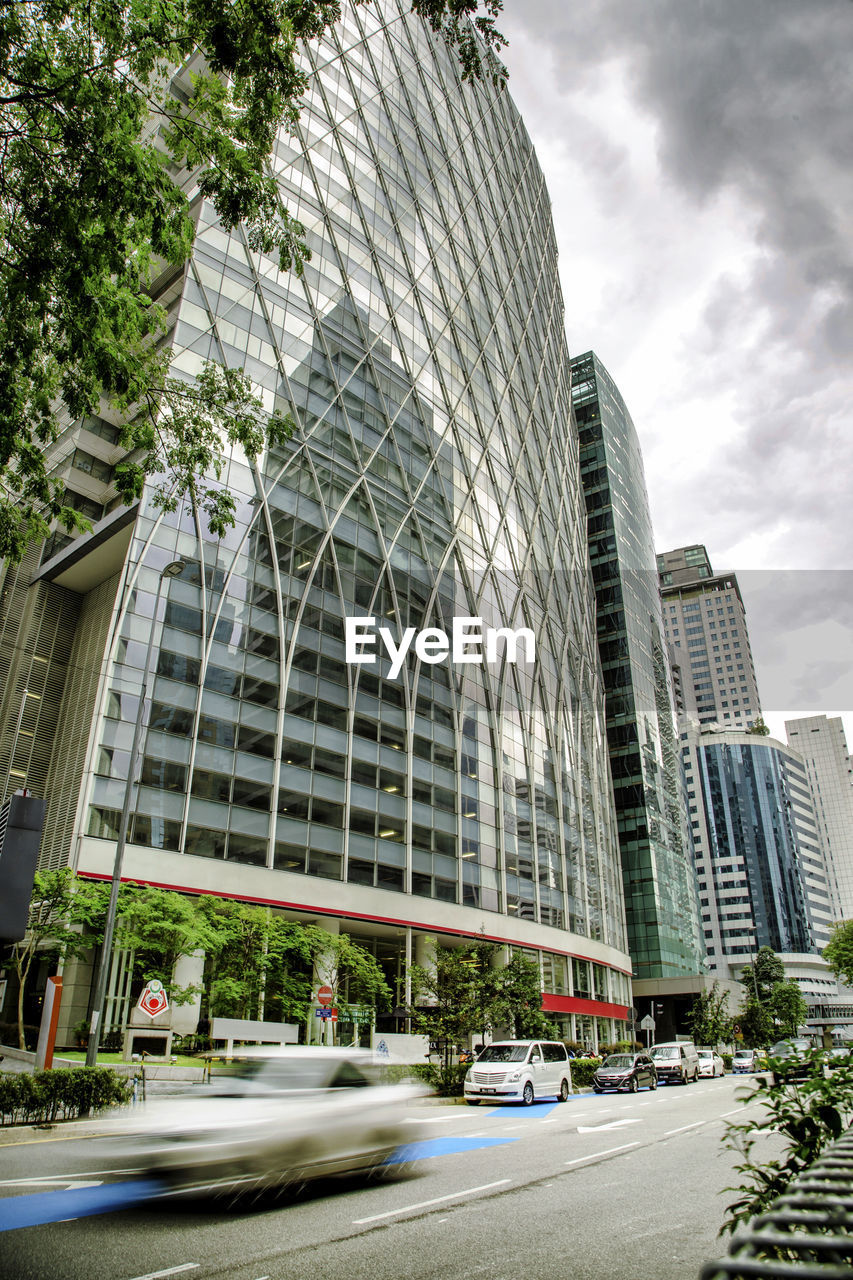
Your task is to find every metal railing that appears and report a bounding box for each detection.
[701,1129,853,1279]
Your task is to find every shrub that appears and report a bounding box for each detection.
[406,1061,469,1095]
[722,1053,733,1070]
[568,1058,602,1090]
[722,1052,853,1232]
[0,1067,132,1126]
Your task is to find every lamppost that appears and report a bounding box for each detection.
[86,559,186,1066]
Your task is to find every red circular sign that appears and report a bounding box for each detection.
[317,985,334,1006]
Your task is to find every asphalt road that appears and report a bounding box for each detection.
[0,1075,774,1280]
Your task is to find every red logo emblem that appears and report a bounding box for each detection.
[138,979,169,1019]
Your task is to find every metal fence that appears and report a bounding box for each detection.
[701,1129,853,1278]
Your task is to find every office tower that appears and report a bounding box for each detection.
[683,726,833,977]
[786,715,853,923]
[657,545,762,729]
[573,352,704,982]
[0,1,631,1047]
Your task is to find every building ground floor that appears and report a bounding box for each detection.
[1,836,633,1059]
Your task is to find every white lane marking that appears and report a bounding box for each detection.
[0,1169,140,1187]
[0,1178,103,1190]
[665,1121,705,1135]
[577,1118,641,1133]
[123,1266,200,1280]
[565,1142,639,1165]
[404,1114,475,1124]
[719,1107,753,1118]
[352,1179,511,1224]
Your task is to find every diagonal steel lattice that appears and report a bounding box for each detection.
[701,1128,853,1279]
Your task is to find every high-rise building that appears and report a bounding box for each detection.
[684,726,833,977]
[0,1,631,1047]
[572,352,703,983]
[785,715,853,923]
[657,546,762,729]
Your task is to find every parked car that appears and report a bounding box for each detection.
[112,1048,427,1196]
[464,1040,572,1105]
[697,1049,725,1078]
[767,1037,822,1086]
[592,1052,657,1093]
[731,1048,766,1074]
[649,1041,700,1084]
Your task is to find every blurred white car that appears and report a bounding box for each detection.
[115,1048,427,1196]
[697,1049,725,1078]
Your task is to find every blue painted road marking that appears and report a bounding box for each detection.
[477,1100,561,1118]
[386,1135,519,1163]
[0,1178,162,1233]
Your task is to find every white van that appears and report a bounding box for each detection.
[463,1040,572,1105]
[650,1041,700,1085]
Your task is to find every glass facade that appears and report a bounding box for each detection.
[6,0,632,1006]
[573,352,704,979]
[687,732,833,965]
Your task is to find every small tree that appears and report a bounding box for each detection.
[7,870,109,1048]
[739,996,774,1048]
[687,981,733,1047]
[769,980,809,1038]
[115,885,220,1008]
[741,947,785,1005]
[408,946,480,1076]
[746,717,771,736]
[494,952,557,1040]
[823,919,853,987]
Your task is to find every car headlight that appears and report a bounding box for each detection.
[465,1069,472,1080]
[508,1070,522,1082]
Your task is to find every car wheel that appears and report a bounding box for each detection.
[558,1078,569,1102]
[466,1099,480,1106]
[629,1076,638,1093]
[680,1071,689,1085]
[649,1075,657,1090]
[522,1081,535,1106]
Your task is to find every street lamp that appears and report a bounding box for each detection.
[86,559,186,1065]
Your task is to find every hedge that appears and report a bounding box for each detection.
[0,1067,133,1126]
[568,1058,602,1090]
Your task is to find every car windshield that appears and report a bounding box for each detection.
[651,1047,678,1060]
[602,1054,634,1068]
[697,1051,712,1060]
[733,1051,752,1060]
[476,1044,530,1063]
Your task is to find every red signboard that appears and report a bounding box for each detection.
[316,985,334,1006]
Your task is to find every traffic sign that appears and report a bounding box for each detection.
[639,1014,655,1031]
[316,985,334,1006]
[138,979,169,1019]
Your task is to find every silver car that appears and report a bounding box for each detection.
[115,1048,426,1196]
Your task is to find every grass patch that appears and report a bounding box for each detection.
[58,1050,204,1068]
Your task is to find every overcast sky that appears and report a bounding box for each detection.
[500,0,853,742]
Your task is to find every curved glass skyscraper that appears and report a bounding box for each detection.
[1,1,631,1044]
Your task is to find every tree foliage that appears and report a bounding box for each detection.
[407,942,554,1080]
[0,0,506,559]
[769,980,809,1039]
[7,869,109,1048]
[823,918,853,988]
[686,981,733,1048]
[740,947,785,1005]
[722,1052,853,1234]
